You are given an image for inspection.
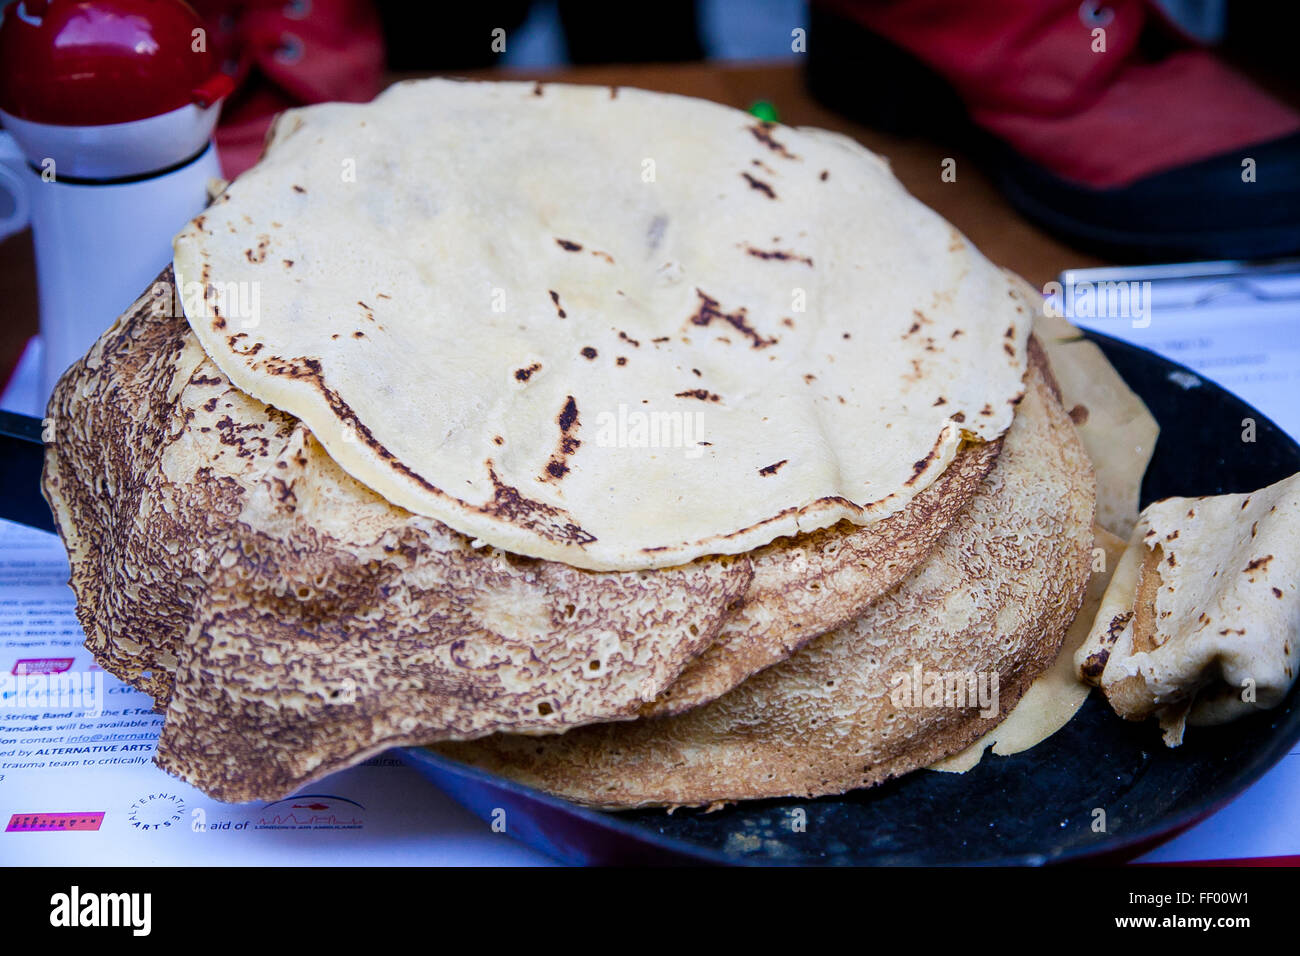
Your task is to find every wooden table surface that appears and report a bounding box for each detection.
[0,61,1107,390]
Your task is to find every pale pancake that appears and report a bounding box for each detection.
[1029,278,1158,539]
[433,346,1096,808]
[174,78,1030,571]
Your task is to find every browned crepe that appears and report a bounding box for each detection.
[645,441,999,716]
[43,274,752,800]
[433,344,1096,808]
[932,524,1126,771]
[41,272,994,801]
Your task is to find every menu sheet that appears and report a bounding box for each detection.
[1057,260,1300,438]
[4,255,1300,865]
[1,338,551,866]
[0,514,552,866]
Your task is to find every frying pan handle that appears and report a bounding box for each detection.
[0,410,55,532]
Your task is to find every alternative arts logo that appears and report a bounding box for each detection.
[128,793,185,831]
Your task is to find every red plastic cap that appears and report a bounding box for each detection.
[0,0,233,126]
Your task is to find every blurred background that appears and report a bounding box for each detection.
[1,0,1298,395]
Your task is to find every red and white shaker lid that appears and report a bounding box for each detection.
[0,0,234,180]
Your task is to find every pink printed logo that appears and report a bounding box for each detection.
[12,658,75,675]
[6,812,105,832]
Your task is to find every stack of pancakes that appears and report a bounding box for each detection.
[42,80,1127,806]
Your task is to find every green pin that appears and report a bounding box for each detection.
[747,100,780,123]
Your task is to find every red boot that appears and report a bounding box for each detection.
[808,0,1300,260]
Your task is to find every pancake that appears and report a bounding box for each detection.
[174,78,1030,571]
[933,524,1126,771]
[644,437,1000,716]
[41,274,751,800]
[932,289,1159,770]
[1076,472,1300,745]
[41,271,998,801]
[433,343,1097,808]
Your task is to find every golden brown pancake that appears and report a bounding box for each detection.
[644,439,999,716]
[42,272,998,801]
[42,275,751,800]
[434,344,1097,808]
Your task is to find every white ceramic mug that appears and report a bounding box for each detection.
[0,103,222,400]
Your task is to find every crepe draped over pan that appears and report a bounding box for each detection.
[928,303,1160,772]
[1027,282,1158,540]
[1077,472,1300,746]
